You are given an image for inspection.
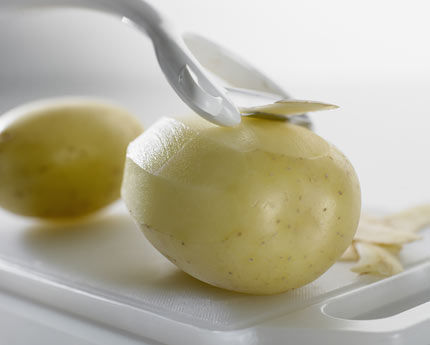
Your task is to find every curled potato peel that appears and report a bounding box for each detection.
[340,205,430,276]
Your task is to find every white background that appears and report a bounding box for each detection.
[0,1,429,343]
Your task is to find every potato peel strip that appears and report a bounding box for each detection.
[339,204,430,276]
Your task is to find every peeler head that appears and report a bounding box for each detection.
[177,65,241,127]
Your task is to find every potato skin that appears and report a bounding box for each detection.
[122,115,361,294]
[0,99,143,219]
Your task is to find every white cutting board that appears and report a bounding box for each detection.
[0,202,429,345]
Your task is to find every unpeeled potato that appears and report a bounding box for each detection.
[122,115,361,294]
[0,98,143,219]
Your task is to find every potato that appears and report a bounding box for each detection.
[122,115,361,294]
[0,98,143,219]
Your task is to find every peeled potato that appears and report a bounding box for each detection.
[122,115,361,294]
[0,98,143,219]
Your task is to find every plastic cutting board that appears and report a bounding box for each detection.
[0,203,429,345]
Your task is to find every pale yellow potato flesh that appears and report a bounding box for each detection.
[122,115,361,294]
[0,100,143,219]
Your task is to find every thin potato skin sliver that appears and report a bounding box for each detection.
[378,243,402,255]
[351,242,403,276]
[354,219,420,245]
[339,244,359,261]
[381,204,430,233]
[240,100,338,117]
[341,205,430,277]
